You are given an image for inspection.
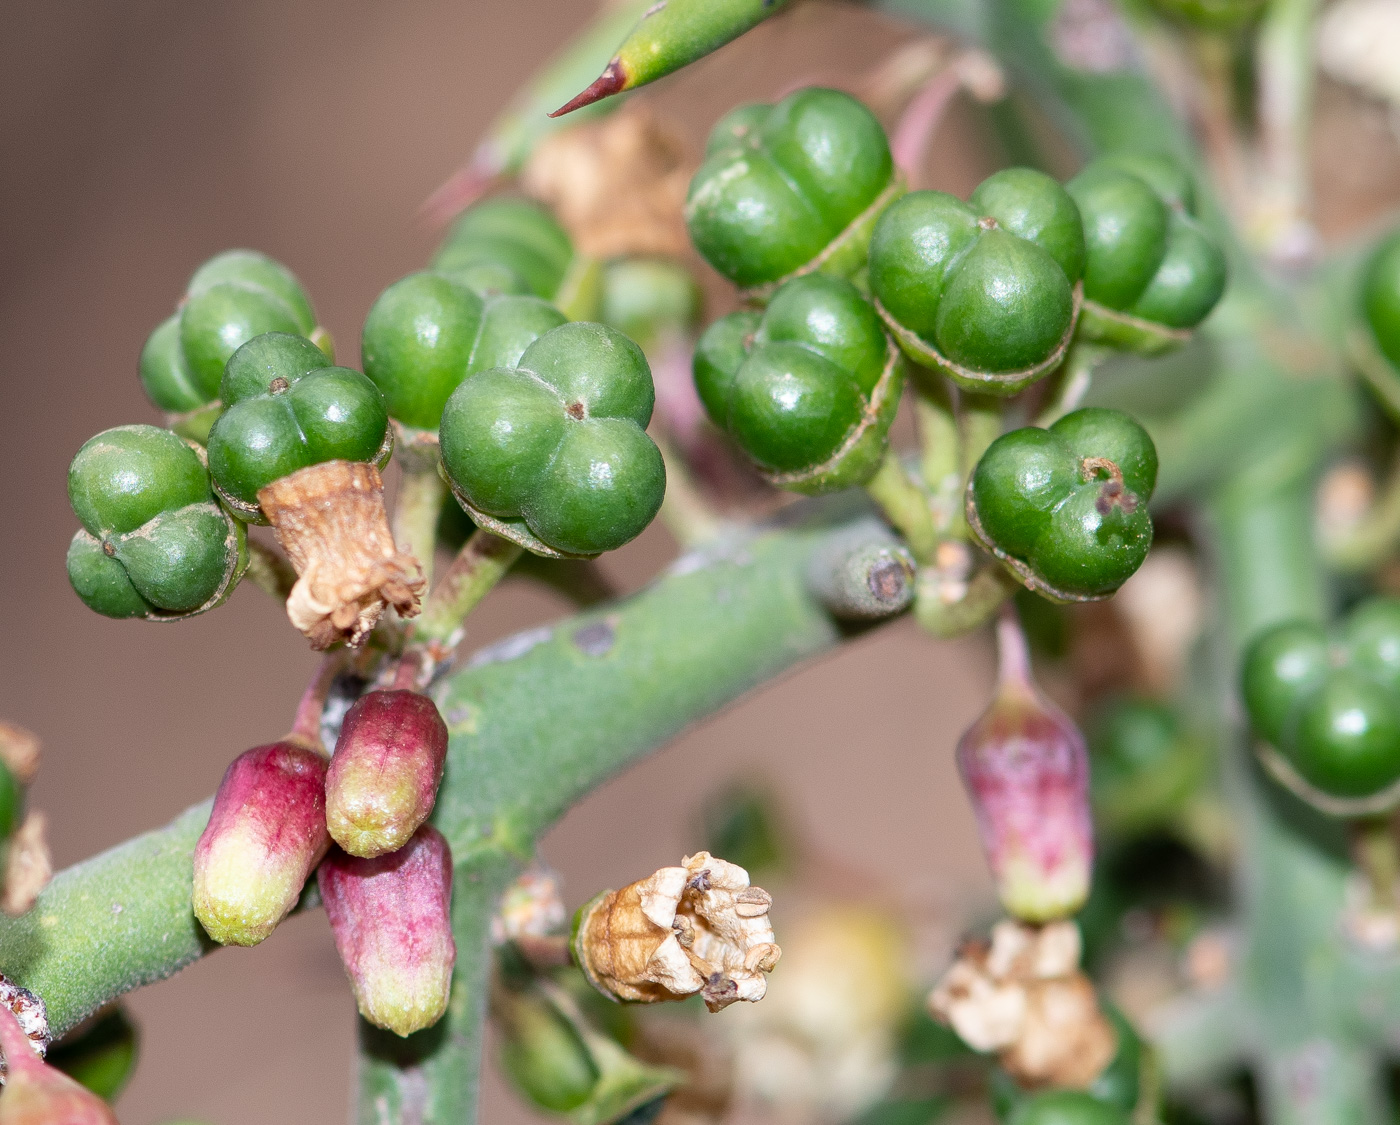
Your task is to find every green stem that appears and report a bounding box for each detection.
[1254,0,1321,261]
[412,529,524,648]
[653,433,727,548]
[913,379,962,536]
[864,448,939,564]
[394,457,449,589]
[958,391,1002,481]
[244,538,296,601]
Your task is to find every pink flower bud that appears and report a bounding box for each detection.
[325,690,448,858]
[0,1003,116,1125]
[192,740,330,947]
[956,610,1093,922]
[318,824,456,1037]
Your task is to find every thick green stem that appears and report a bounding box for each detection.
[914,380,962,536]
[394,459,449,589]
[1035,339,1108,426]
[865,449,940,564]
[412,529,524,648]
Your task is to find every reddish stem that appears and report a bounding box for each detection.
[288,655,342,752]
[891,65,964,183]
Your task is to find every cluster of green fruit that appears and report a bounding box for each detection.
[684,86,1223,599]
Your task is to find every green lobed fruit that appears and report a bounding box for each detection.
[869,168,1084,392]
[440,322,665,557]
[693,273,902,493]
[1363,230,1400,371]
[206,333,390,517]
[1242,598,1400,805]
[598,258,703,351]
[686,87,898,291]
[139,250,322,442]
[1007,1091,1128,1125]
[361,271,567,431]
[66,425,245,619]
[969,408,1156,600]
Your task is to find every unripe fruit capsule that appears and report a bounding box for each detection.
[326,690,449,858]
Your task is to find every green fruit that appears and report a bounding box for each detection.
[1363,230,1400,371]
[1008,1091,1128,1125]
[0,759,20,842]
[439,322,665,557]
[498,989,598,1113]
[1242,599,1400,804]
[1088,697,1204,835]
[970,407,1156,600]
[686,87,898,290]
[139,250,321,441]
[361,271,567,431]
[433,196,575,300]
[869,169,1083,392]
[599,258,702,350]
[1147,0,1266,31]
[66,425,245,619]
[206,333,390,515]
[693,274,901,493]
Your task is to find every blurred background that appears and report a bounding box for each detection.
[5,2,1400,1123]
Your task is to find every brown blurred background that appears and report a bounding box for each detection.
[0,3,1002,1122]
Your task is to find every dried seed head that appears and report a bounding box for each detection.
[929,920,1116,1090]
[573,852,780,1012]
[325,690,448,858]
[492,864,567,945]
[0,725,39,787]
[1,814,51,917]
[192,741,331,946]
[319,824,456,1037]
[0,974,49,1066]
[0,1002,115,1124]
[259,460,425,650]
[957,611,1093,922]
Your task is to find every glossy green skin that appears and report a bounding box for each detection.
[362,271,567,430]
[140,250,317,413]
[439,322,665,555]
[869,169,1083,372]
[206,333,389,509]
[66,425,238,617]
[610,0,794,92]
[1242,599,1400,799]
[686,87,894,288]
[1363,230,1400,370]
[1007,1091,1127,1125]
[0,759,20,842]
[432,197,574,300]
[971,408,1156,598]
[693,274,893,490]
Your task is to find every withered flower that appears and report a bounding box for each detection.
[573,852,780,1012]
[1,814,51,918]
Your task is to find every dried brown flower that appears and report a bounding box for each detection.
[259,460,425,649]
[1,814,50,918]
[929,919,1116,1090]
[574,852,780,1012]
[0,725,39,787]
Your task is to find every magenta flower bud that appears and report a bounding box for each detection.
[325,690,448,858]
[192,740,330,947]
[956,610,1094,922]
[0,1003,117,1125]
[319,824,456,1037]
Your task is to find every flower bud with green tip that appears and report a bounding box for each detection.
[1242,598,1400,811]
[693,274,902,494]
[957,612,1094,922]
[192,739,330,947]
[66,425,246,621]
[47,1007,138,1103]
[432,196,599,319]
[439,322,666,558]
[0,998,117,1125]
[325,690,448,858]
[361,271,566,433]
[318,825,456,1037]
[1066,154,1226,353]
[139,250,327,443]
[870,168,1085,394]
[968,408,1157,602]
[686,87,901,296]
[206,333,423,647]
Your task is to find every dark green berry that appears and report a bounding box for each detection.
[686,87,896,290]
[66,425,244,618]
[439,322,665,557]
[693,274,901,493]
[1008,1090,1128,1125]
[970,407,1157,600]
[870,169,1082,390]
[433,196,576,301]
[1363,230,1400,371]
[1242,600,1400,803]
[206,333,389,514]
[361,271,566,431]
[0,758,19,842]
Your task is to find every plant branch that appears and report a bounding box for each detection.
[865,448,939,563]
[411,529,524,649]
[393,453,449,589]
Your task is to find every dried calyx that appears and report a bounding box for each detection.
[260,460,425,649]
[0,723,50,918]
[957,608,1094,921]
[929,919,1116,1090]
[573,851,781,1012]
